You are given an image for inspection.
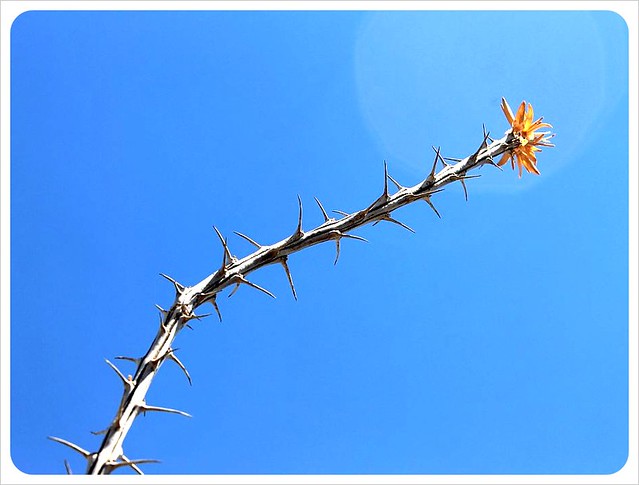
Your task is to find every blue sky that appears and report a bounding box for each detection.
[8,9,630,476]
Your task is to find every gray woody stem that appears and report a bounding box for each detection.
[50,129,519,474]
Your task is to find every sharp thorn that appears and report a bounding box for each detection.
[234,231,262,248]
[184,323,193,330]
[383,160,389,198]
[159,273,185,294]
[366,162,393,213]
[211,297,222,321]
[154,304,167,315]
[187,311,212,321]
[331,230,367,266]
[280,257,297,300]
[424,188,445,196]
[47,436,91,459]
[384,216,415,233]
[105,359,132,387]
[480,125,491,147]
[469,129,492,164]
[482,123,493,143]
[291,194,304,239]
[484,156,503,170]
[341,233,368,242]
[460,178,468,201]
[105,458,160,473]
[213,226,234,267]
[387,173,404,191]
[138,404,192,418]
[367,194,387,213]
[201,291,223,321]
[228,283,241,298]
[212,225,227,250]
[120,454,144,475]
[167,350,192,386]
[64,459,72,475]
[313,196,330,223]
[236,275,276,299]
[432,145,449,166]
[443,156,462,162]
[427,146,441,181]
[90,428,108,436]
[423,197,442,219]
[114,356,141,365]
[332,209,350,218]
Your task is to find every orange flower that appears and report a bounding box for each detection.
[498,97,554,177]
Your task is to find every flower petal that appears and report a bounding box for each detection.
[501,97,515,125]
[514,101,526,129]
[516,154,523,178]
[497,152,511,166]
[529,117,552,131]
[524,102,534,128]
[524,156,541,175]
[517,149,535,164]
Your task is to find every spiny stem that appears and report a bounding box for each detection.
[52,128,522,475]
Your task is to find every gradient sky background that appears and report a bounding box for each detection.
[9,9,629,475]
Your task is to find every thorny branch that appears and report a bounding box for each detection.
[48,99,554,474]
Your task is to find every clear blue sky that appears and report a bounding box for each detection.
[9,9,629,475]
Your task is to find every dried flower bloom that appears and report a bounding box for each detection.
[498,97,554,177]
